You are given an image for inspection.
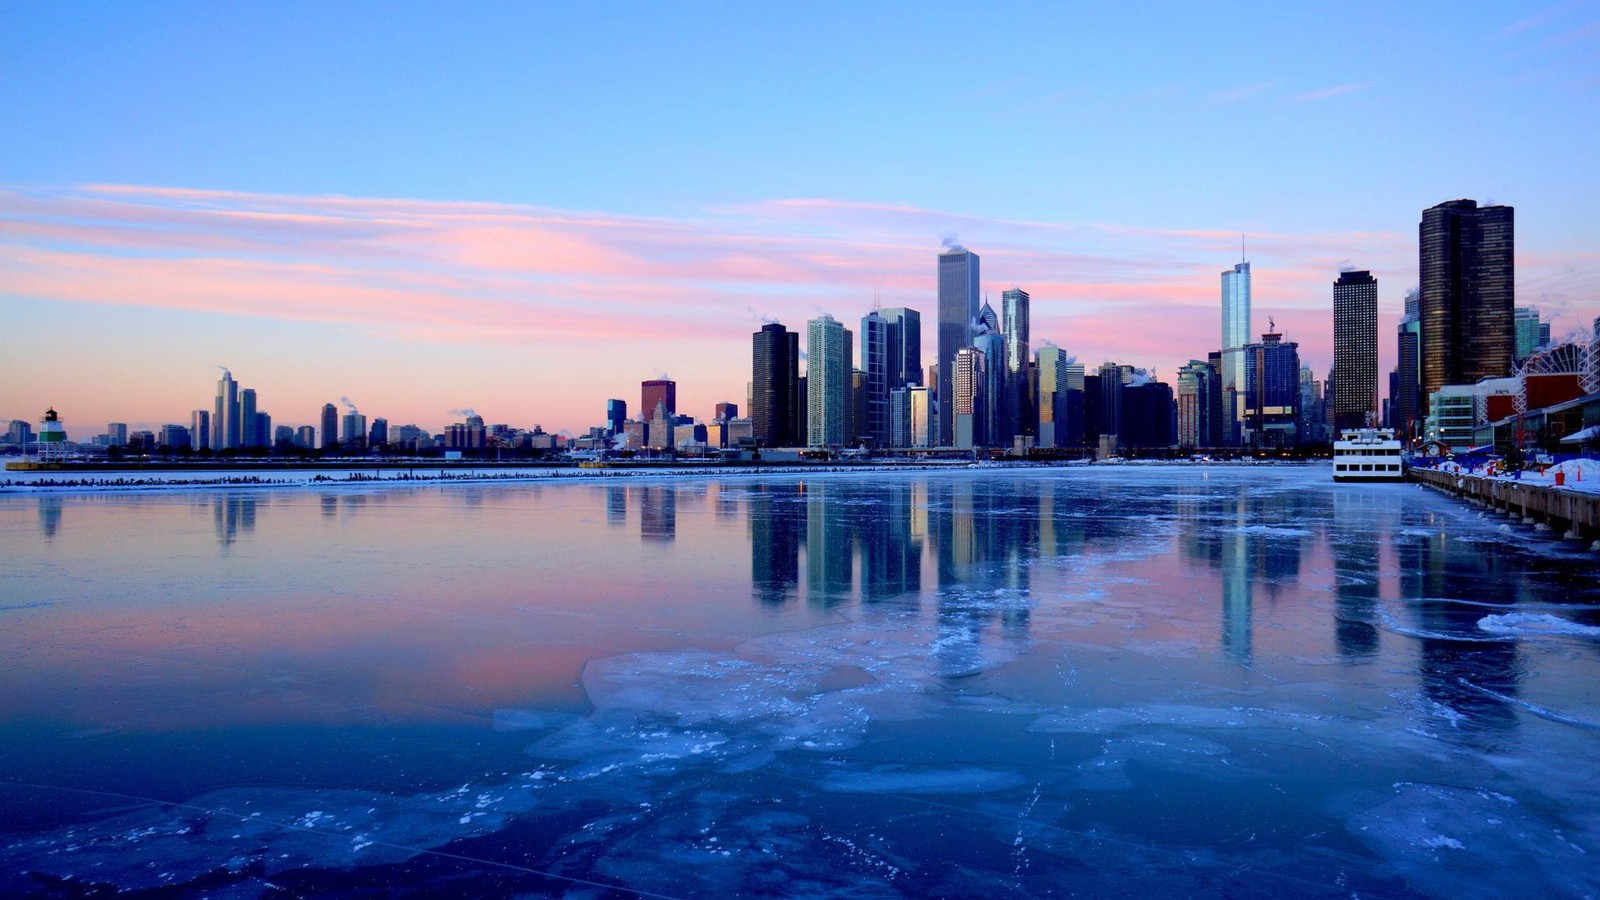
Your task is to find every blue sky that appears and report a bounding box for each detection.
[2,2,1597,432]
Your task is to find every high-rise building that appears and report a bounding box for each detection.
[1396,293,1422,442]
[937,246,980,446]
[952,346,984,449]
[606,399,627,435]
[190,409,211,451]
[369,418,388,447]
[879,307,922,389]
[1420,199,1514,406]
[1098,362,1124,448]
[714,402,738,422]
[889,387,912,448]
[1220,262,1251,445]
[1298,366,1324,444]
[974,330,1006,447]
[1035,346,1071,448]
[1001,288,1031,442]
[320,403,338,449]
[752,323,800,446]
[107,422,128,446]
[908,386,934,448]
[641,379,677,420]
[860,311,889,445]
[1242,331,1302,447]
[341,411,367,445]
[296,425,316,448]
[1514,307,1544,363]
[254,413,271,449]
[1332,270,1379,430]
[806,315,851,447]
[1176,360,1216,449]
[240,389,258,447]
[215,372,240,450]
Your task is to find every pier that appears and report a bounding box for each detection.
[1410,466,1600,545]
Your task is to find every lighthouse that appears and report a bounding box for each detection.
[36,407,68,462]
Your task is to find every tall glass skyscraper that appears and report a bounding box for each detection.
[806,315,851,447]
[878,307,922,389]
[214,372,240,450]
[1001,288,1031,442]
[751,323,799,446]
[860,312,889,445]
[1332,270,1379,430]
[937,247,980,446]
[1420,199,1514,405]
[1220,262,1251,446]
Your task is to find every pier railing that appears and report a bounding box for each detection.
[1409,466,1600,543]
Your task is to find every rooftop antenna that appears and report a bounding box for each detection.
[1241,232,1246,264]
[1269,316,1276,332]
[874,285,881,312]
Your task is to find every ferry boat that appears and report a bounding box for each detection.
[1332,428,1406,482]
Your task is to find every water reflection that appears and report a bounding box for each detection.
[1331,490,1381,659]
[749,482,802,606]
[637,486,675,542]
[37,496,60,539]
[212,494,257,550]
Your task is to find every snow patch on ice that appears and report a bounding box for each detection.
[1477,613,1600,639]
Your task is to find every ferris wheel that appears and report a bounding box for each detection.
[1513,342,1595,415]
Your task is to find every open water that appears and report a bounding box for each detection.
[2,465,1598,897]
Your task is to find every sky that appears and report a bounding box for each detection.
[2,1,1598,436]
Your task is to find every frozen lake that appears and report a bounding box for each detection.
[2,466,1599,897]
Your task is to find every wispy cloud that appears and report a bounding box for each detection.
[1205,80,1279,106]
[1285,82,1374,105]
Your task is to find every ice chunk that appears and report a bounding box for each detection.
[819,766,1027,795]
[1477,613,1600,639]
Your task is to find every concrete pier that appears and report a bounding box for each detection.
[1410,466,1600,543]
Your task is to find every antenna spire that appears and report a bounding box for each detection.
[1241,232,1246,264]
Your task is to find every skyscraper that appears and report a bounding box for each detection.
[1001,288,1031,442]
[1420,199,1514,405]
[1098,362,1124,449]
[937,246,980,446]
[214,371,240,450]
[973,330,1006,447]
[320,403,338,449]
[1514,307,1544,363]
[878,307,922,389]
[1243,331,1301,447]
[1176,360,1215,449]
[239,388,258,447]
[1396,291,1421,442]
[1332,270,1379,430]
[806,315,851,447]
[1220,262,1251,446]
[1035,346,1071,448]
[752,323,800,446]
[860,312,889,445]
[952,346,984,449]
[190,409,211,451]
[641,379,677,420]
[606,399,626,435]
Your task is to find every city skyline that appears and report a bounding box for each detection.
[3,3,1598,434]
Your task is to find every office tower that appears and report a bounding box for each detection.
[1332,270,1379,430]
[1122,380,1177,449]
[937,246,980,446]
[190,410,211,451]
[714,402,738,422]
[1035,346,1071,448]
[889,387,911,448]
[254,413,270,449]
[952,346,984,449]
[606,399,627,435]
[214,372,240,450]
[1514,307,1543,362]
[104,422,126,446]
[341,412,367,445]
[1177,360,1215,448]
[848,369,865,446]
[860,312,889,445]
[1220,261,1251,445]
[1001,288,1031,441]
[158,424,189,449]
[1396,295,1422,441]
[1420,199,1514,404]
[879,307,922,388]
[752,323,800,446]
[295,425,316,448]
[320,403,338,449]
[908,386,934,448]
[369,418,388,447]
[274,425,295,446]
[641,379,677,420]
[974,330,1006,446]
[806,315,851,447]
[239,389,258,447]
[1243,331,1302,447]
[1298,366,1323,444]
[1098,362,1124,448]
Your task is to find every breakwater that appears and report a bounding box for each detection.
[1410,466,1600,545]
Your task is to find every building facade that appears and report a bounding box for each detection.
[806,315,852,447]
[1220,262,1251,445]
[937,247,980,446]
[1332,270,1379,430]
[1420,199,1515,405]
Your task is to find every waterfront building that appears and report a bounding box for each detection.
[160,424,191,449]
[642,379,677,419]
[1035,346,1071,448]
[724,417,754,447]
[240,389,258,447]
[647,403,674,450]
[860,312,889,445]
[1242,331,1302,448]
[806,315,852,447]
[1001,288,1031,442]
[908,386,934,448]
[369,418,388,447]
[254,413,271,449]
[6,420,33,446]
[1176,360,1217,449]
[1332,270,1379,430]
[889,387,911,448]
[974,330,1006,447]
[1220,261,1251,445]
[320,403,338,449]
[1514,307,1546,363]
[937,246,980,446]
[952,347,984,449]
[215,372,241,450]
[1122,380,1177,450]
[190,410,210,451]
[878,307,922,389]
[751,323,800,446]
[606,399,627,435]
[1420,199,1515,406]
[341,412,367,447]
[107,422,127,446]
[296,425,316,448]
[1098,362,1124,449]
[1396,294,1422,442]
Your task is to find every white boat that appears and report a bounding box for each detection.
[1333,428,1406,482]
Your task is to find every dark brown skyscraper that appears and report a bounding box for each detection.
[1332,270,1378,430]
[641,378,677,419]
[1419,199,1514,408]
[751,323,799,446]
